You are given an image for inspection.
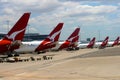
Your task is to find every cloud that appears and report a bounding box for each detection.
[0,0,62,14]
[64,0,120,3]
[0,0,119,40]
[54,4,118,18]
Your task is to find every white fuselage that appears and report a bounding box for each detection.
[107,41,114,47]
[51,41,65,50]
[93,42,102,48]
[78,43,89,49]
[15,41,43,53]
[78,42,103,49]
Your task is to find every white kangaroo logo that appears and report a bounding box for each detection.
[104,39,108,44]
[89,39,95,45]
[47,30,61,42]
[68,35,78,42]
[6,28,25,41]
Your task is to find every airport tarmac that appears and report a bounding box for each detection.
[0,46,120,80]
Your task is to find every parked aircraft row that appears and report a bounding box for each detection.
[78,36,120,49]
[0,12,119,57]
[15,23,64,54]
[15,24,80,54]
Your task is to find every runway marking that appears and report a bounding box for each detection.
[37,58,74,70]
[15,72,27,76]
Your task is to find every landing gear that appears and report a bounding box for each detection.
[99,46,106,49]
[7,51,19,57]
[37,51,46,54]
[14,53,19,57]
[67,47,79,51]
[7,54,13,57]
[7,51,13,57]
[75,47,79,50]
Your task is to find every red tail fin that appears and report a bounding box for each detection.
[87,37,96,48]
[59,28,80,50]
[66,27,80,42]
[3,12,31,41]
[101,36,109,47]
[35,23,64,51]
[70,35,80,47]
[45,23,64,42]
[112,37,120,46]
[71,35,79,43]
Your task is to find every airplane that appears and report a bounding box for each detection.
[78,37,96,49]
[67,35,80,50]
[15,23,64,54]
[94,36,109,49]
[0,12,31,57]
[51,27,80,51]
[107,37,120,47]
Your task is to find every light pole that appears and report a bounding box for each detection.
[27,24,30,41]
[28,24,30,34]
[78,24,82,41]
[98,30,101,41]
[6,20,9,32]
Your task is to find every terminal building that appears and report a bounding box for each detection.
[0,33,48,41]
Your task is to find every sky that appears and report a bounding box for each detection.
[0,0,120,41]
